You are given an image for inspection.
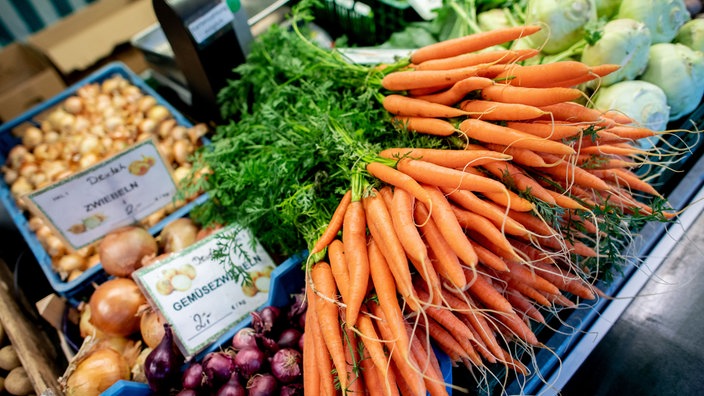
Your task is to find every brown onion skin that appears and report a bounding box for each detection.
[89,278,146,337]
[141,308,167,349]
[99,226,158,277]
[66,347,131,396]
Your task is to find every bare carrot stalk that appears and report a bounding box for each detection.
[459,118,577,156]
[414,48,540,71]
[380,147,512,169]
[460,99,548,121]
[412,76,495,106]
[480,84,583,107]
[391,116,458,136]
[410,25,542,64]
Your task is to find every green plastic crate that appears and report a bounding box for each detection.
[310,0,421,46]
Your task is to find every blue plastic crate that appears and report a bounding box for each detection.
[0,62,202,302]
[102,251,453,395]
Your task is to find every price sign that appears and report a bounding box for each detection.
[132,225,276,358]
[25,139,177,250]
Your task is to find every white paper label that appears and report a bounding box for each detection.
[187,1,234,45]
[132,225,276,358]
[26,139,177,250]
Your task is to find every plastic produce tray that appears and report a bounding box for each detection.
[0,62,203,303]
[102,252,454,395]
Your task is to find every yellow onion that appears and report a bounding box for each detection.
[65,347,130,396]
[88,278,146,337]
[140,308,167,349]
[98,226,158,277]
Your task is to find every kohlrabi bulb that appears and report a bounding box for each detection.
[617,0,691,44]
[593,80,671,131]
[580,19,652,86]
[639,42,704,120]
[523,0,597,54]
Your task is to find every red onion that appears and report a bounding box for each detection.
[144,324,182,393]
[297,333,305,352]
[181,362,204,390]
[270,349,302,384]
[280,383,303,396]
[203,351,236,387]
[216,372,246,396]
[232,327,258,350]
[246,373,279,396]
[233,347,266,377]
[251,306,281,334]
[176,390,198,396]
[276,328,302,350]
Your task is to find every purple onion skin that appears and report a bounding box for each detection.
[252,306,281,334]
[203,351,237,388]
[216,372,246,396]
[297,333,304,352]
[234,347,266,378]
[270,349,302,384]
[181,362,204,390]
[232,327,258,350]
[144,324,182,393]
[247,374,279,396]
[276,328,302,350]
[176,389,198,396]
[279,383,303,396]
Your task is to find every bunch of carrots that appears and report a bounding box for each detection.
[303,25,677,395]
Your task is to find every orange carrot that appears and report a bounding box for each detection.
[358,344,387,396]
[532,260,597,300]
[450,206,519,260]
[303,286,321,396]
[539,101,606,123]
[441,187,528,237]
[575,154,639,169]
[357,312,400,396]
[383,94,470,118]
[391,116,457,136]
[414,203,467,288]
[411,25,542,64]
[481,161,557,204]
[307,274,339,395]
[505,289,546,324]
[369,302,426,396]
[463,269,514,314]
[538,153,613,191]
[460,99,548,121]
[545,189,589,210]
[311,190,351,255]
[493,310,539,345]
[414,48,540,71]
[379,147,512,169]
[342,199,369,327]
[480,84,583,107]
[328,239,350,304]
[405,325,449,396]
[468,240,510,272]
[366,161,433,209]
[459,119,577,155]
[576,143,649,156]
[397,157,508,194]
[539,63,621,88]
[382,64,507,91]
[506,121,584,141]
[311,262,348,391]
[481,143,550,167]
[424,185,479,269]
[588,168,661,196]
[413,76,495,106]
[496,61,591,87]
[365,193,420,313]
[605,124,657,140]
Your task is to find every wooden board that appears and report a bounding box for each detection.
[0,258,63,395]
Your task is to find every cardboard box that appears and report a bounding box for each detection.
[27,0,156,80]
[0,43,65,122]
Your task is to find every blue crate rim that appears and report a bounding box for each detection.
[0,61,197,296]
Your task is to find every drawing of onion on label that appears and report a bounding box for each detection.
[67,213,107,234]
[128,155,157,176]
[241,265,275,297]
[156,263,197,295]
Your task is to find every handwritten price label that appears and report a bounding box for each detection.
[25,139,177,250]
[133,225,276,358]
